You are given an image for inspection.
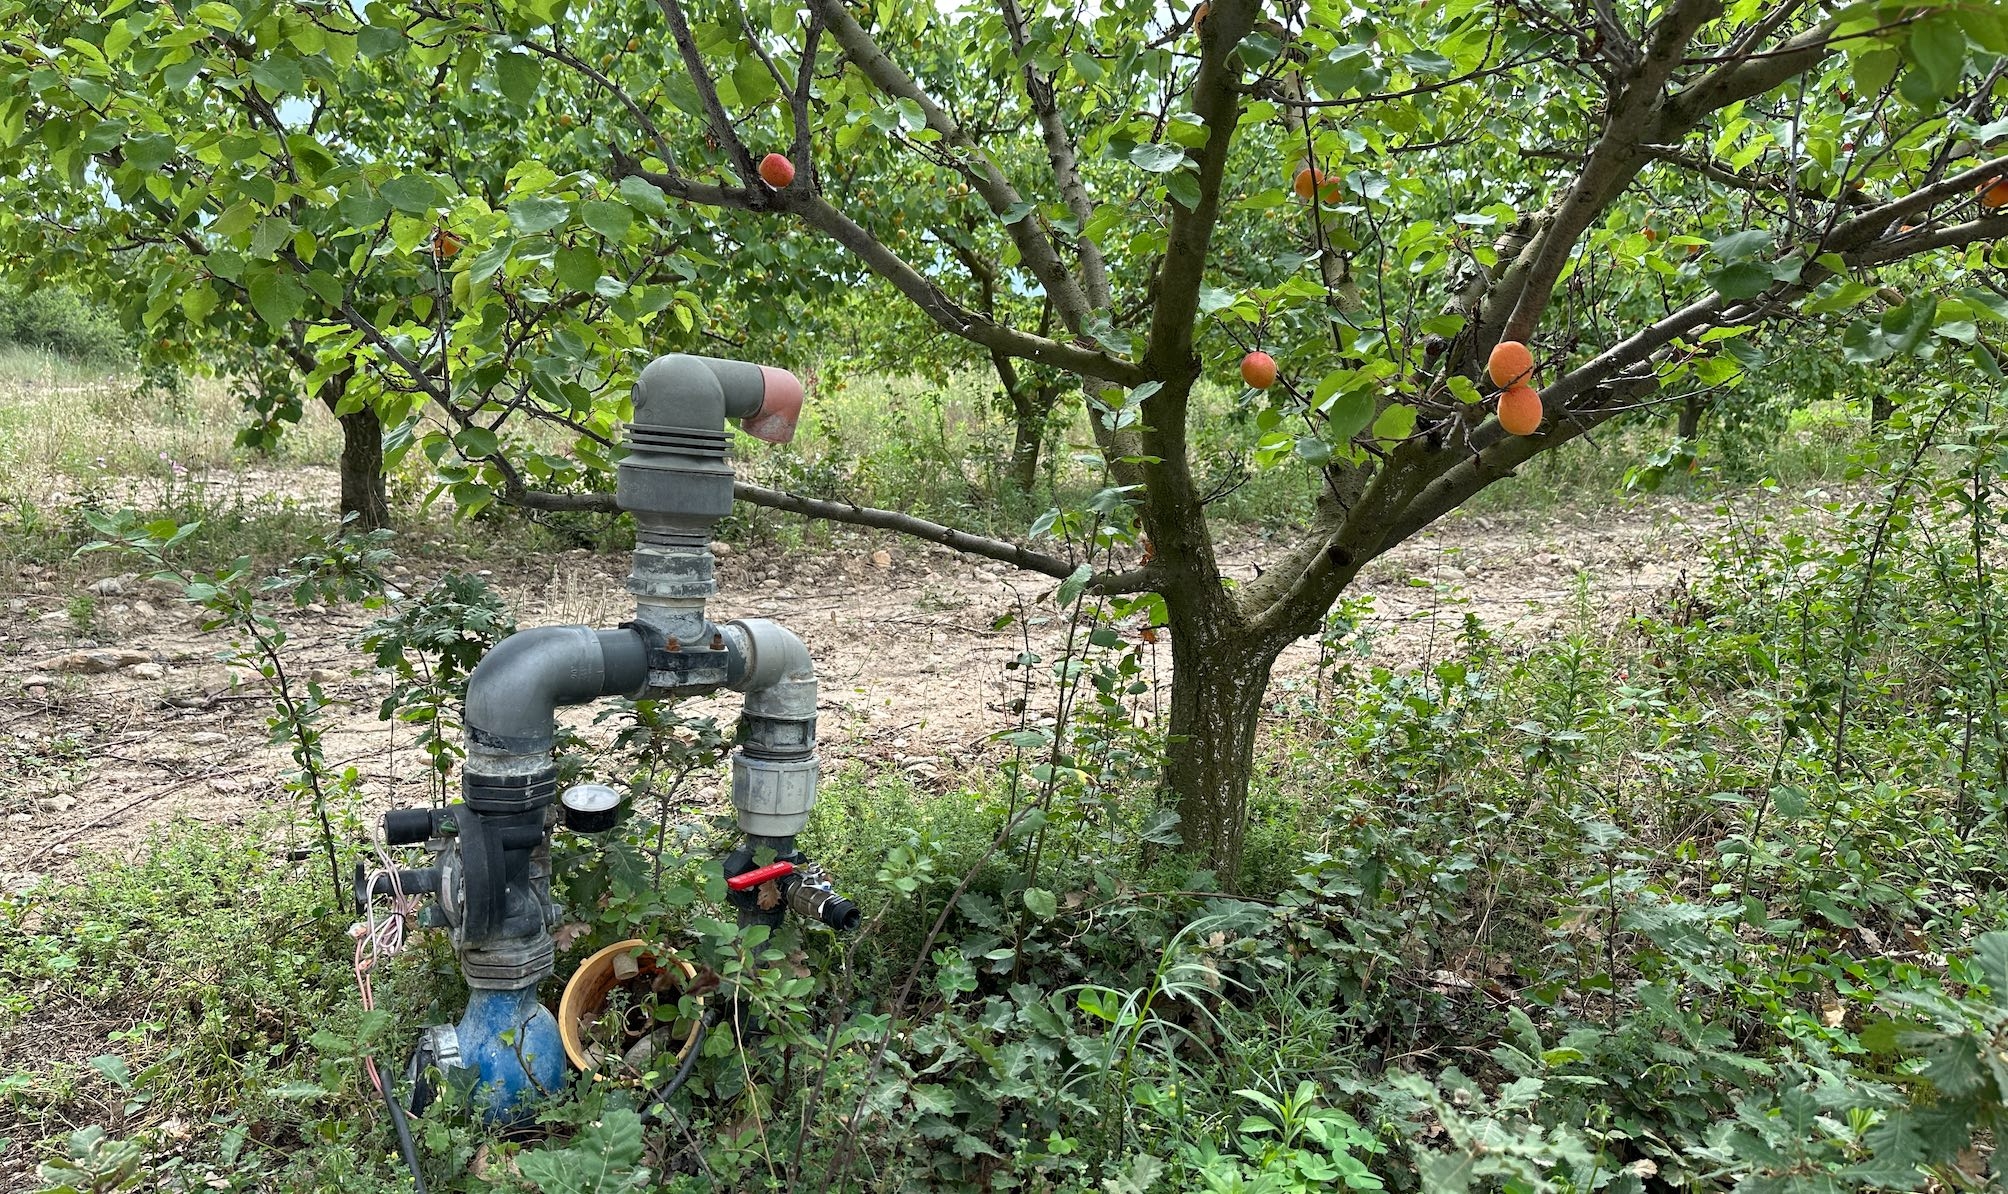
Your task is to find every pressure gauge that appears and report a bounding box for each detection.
[558,784,622,833]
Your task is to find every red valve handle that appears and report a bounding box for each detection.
[726,860,795,892]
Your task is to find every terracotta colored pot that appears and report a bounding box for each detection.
[557,939,702,1074]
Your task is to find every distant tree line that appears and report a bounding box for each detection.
[0,280,129,364]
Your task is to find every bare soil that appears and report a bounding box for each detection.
[0,467,1714,888]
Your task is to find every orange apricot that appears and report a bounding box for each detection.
[1497,384,1543,436]
[1486,340,1534,388]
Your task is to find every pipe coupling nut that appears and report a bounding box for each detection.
[730,754,818,836]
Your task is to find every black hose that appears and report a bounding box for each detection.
[381,1051,428,1194]
[640,1012,717,1125]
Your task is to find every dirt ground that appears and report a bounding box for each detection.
[0,468,1714,889]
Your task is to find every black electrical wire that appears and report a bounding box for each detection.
[381,1048,429,1194]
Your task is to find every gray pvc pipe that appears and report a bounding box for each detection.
[633,354,766,430]
[727,618,816,721]
[463,625,649,761]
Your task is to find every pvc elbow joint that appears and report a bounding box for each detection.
[630,353,803,445]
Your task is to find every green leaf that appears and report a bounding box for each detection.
[248,216,295,260]
[731,54,779,108]
[617,175,671,217]
[1854,47,1900,95]
[1373,403,1417,445]
[508,196,571,235]
[554,246,603,292]
[246,268,305,328]
[1128,142,1186,172]
[1055,563,1092,608]
[358,24,403,57]
[515,1108,646,1194]
[454,426,500,458]
[1906,16,1967,98]
[1707,262,1775,300]
[1402,49,1452,75]
[496,52,542,107]
[1709,229,1771,262]
[580,199,632,241]
[1976,931,2008,1000]
[248,53,304,96]
[378,173,439,216]
[1327,389,1376,442]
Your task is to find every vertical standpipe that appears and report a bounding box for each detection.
[371,355,824,1118]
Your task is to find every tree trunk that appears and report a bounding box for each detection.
[1160,603,1286,880]
[1009,390,1043,493]
[1677,392,1705,441]
[317,369,389,532]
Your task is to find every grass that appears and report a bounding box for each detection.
[5,349,2006,1189]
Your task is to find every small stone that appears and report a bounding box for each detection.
[7,813,30,826]
[6,599,26,615]
[37,610,67,624]
[309,667,342,684]
[304,603,328,616]
[189,732,228,745]
[208,777,244,794]
[870,550,892,569]
[131,663,166,680]
[709,541,734,558]
[88,577,125,597]
[75,639,99,650]
[133,601,157,619]
[38,794,76,813]
[21,674,53,689]
[46,649,151,674]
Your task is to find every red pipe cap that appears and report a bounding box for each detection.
[741,366,804,444]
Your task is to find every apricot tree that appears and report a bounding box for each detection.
[6,0,2006,872]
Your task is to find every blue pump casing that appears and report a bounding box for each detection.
[456,986,566,1120]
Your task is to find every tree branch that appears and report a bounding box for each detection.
[1000,0,1110,311]
[732,480,1151,590]
[1494,0,1724,345]
[653,0,759,187]
[801,0,1093,330]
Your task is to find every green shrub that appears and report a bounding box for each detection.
[0,282,129,364]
